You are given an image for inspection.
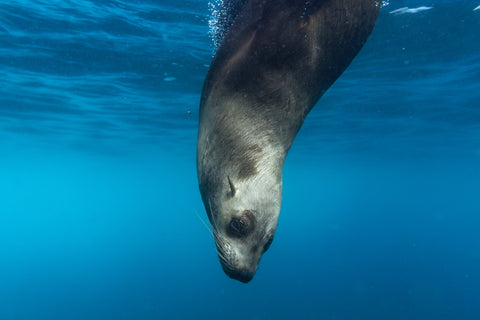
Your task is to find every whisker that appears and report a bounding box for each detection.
[208,197,219,231]
[195,210,213,237]
[207,196,234,267]
[208,198,226,243]
[217,250,228,263]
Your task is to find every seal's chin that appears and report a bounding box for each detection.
[220,262,256,283]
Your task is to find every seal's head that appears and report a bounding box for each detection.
[197,90,286,283]
[201,172,281,283]
[196,111,285,282]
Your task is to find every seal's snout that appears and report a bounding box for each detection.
[221,264,255,283]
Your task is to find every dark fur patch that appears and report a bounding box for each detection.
[237,143,262,179]
[212,114,263,180]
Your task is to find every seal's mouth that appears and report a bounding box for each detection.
[216,245,257,283]
[220,261,256,283]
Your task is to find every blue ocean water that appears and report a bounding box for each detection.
[1,0,479,319]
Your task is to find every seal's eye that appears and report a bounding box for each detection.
[227,210,256,238]
[228,217,249,237]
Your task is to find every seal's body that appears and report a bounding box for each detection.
[197,0,380,283]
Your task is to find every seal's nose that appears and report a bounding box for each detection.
[224,268,255,283]
[221,264,256,283]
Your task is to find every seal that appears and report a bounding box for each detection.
[197,0,380,283]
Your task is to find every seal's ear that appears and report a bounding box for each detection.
[227,176,236,198]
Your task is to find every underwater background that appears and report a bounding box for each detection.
[1,0,479,319]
